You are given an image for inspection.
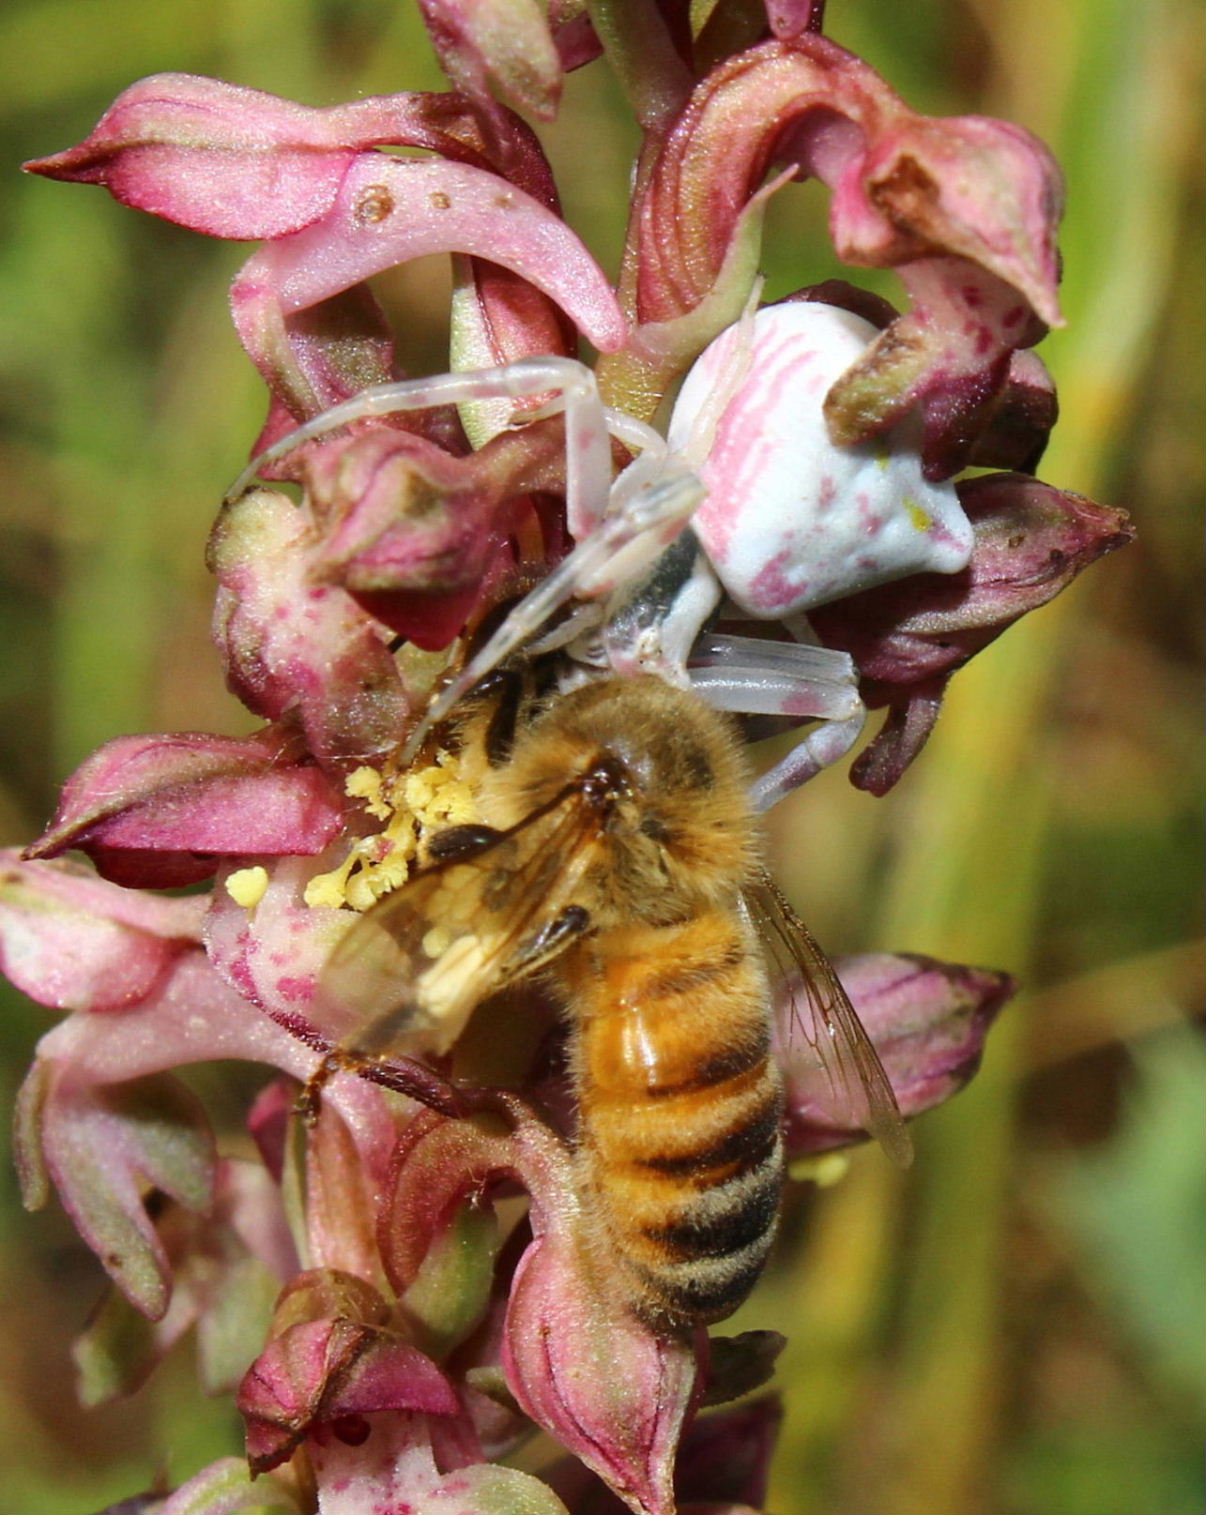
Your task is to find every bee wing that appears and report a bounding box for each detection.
[747,875,913,1167]
[319,785,602,1060]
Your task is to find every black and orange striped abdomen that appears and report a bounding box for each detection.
[562,910,784,1329]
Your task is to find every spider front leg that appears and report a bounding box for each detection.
[406,461,707,755]
[225,356,619,535]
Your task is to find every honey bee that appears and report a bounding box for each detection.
[319,670,909,1332]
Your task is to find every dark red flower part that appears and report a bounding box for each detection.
[299,418,567,649]
[807,473,1135,792]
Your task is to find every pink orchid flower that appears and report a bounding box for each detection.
[10,7,1129,1512]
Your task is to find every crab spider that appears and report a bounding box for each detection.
[229,303,975,808]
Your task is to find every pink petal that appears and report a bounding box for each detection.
[847,680,946,797]
[821,257,1052,477]
[23,74,550,241]
[418,0,564,121]
[23,73,357,238]
[231,153,627,406]
[238,1270,459,1472]
[503,1224,696,1515]
[780,952,1015,1156]
[0,852,202,1011]
[72,1157,292,1404]
[378,1108,516,1297]
[19,1061,214,1318]
[208,489,411,765]
[35,945,314,1085]
[621,34,1062,458]
[638,37,1060,322]
[24,730,345,886]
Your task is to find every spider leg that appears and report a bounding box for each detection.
[402,463,707,759]
[747,709,867,813]
[224,357,615,534]
[668,629,867,810]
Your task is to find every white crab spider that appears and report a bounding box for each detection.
[228,303,974,809]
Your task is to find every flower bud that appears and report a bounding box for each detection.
[780,952,1015,1156]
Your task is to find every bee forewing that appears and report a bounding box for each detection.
[747,877,913,1167]
[318,785,603,1061]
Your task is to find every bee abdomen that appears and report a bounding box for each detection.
[569,913,785,1328]
[615,1084,784,1327]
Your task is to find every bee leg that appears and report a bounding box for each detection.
[295,1050,346,1126]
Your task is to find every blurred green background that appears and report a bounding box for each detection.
[1,2,1201,1512]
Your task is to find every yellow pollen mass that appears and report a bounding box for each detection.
[303,749,480,914]
[225,865,269,909]
[788,1151,852,1187]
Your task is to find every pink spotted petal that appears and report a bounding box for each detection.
[309,1413,571,1515]
[231,153,626,414]
[780,952,1015,1156]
